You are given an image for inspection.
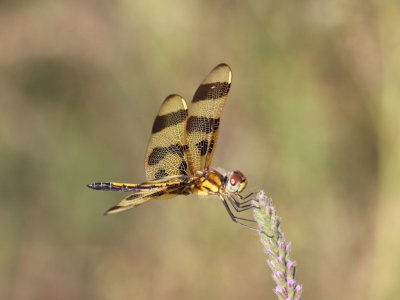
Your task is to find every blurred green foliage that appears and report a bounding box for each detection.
[1,1,399,299]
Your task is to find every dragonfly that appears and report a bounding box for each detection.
[87,63,255,227]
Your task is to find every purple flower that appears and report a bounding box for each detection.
[253,191,303,300]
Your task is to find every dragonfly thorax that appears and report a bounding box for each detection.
[193,168,246,196]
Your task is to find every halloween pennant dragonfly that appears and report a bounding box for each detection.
[87,63,255,227]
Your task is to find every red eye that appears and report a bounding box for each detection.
[230,172,242,186]
[226,171,247,193]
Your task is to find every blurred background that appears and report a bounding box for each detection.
[1,0,399,299]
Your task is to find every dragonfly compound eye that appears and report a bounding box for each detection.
[226,171,247,193]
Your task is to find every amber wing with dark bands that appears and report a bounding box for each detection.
[145,94,190,181]
[104,175,191,215]
[185,63,232,173]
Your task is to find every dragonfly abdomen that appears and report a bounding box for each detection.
[87,182,139,192]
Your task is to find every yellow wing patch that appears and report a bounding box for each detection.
[185,63,232,173]
[145,94,190,180]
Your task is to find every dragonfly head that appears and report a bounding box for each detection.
[225,170,247,194]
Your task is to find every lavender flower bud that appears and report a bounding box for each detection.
[252,191,303,300]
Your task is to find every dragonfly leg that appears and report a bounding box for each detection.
[230,193,261,211]
[237,192,258,205]
[220,197,258,231]
[227,196,254,212]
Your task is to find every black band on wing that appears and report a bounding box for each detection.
[196,140,209,156]
[179,160,188,175]
[186,116,220,133]
[208,139,215,154]
[147,144,187,165]
[152,109,188,134]
[192,82,231,102]
[154,169,169,179]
